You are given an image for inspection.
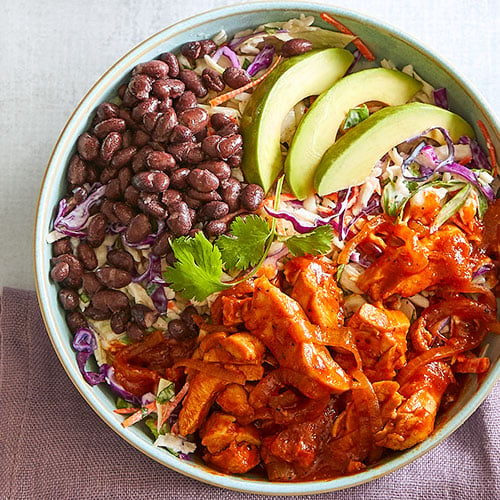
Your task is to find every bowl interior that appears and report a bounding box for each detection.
[34,1,500,495]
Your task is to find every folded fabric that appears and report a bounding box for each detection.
[0,287,498,500]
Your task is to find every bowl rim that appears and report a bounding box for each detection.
[34,0,500,495]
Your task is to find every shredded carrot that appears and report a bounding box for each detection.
[158,382,190,428]
[477,119,498,176]
[121,401,157,428]
[320,12,375,61]
[114,407,140,415]
[458,155,472,166]
[209,56,282,107]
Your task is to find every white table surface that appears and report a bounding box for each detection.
[1,0,498,290]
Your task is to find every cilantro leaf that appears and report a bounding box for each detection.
[164,231,229,301]
[284,225,333,257]
[343,104,369,130]
[216,215,272,270]
[156,382,175,404]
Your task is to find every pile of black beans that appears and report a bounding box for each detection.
[50,39,270,342]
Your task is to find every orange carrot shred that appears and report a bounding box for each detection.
[477,119,498,176]
[458,155,472,166]
[158,382,190,428]
[209,56,282,107]
[320,12,375,61]
[121,401,156,428]
[114,407,140,415]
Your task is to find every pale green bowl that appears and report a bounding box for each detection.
[34,1,500,495]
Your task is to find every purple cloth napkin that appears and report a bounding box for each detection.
[1,287,499,499]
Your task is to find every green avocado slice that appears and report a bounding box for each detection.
[314,102,475,196]
[285,68,423,199]
[240,48,354,193]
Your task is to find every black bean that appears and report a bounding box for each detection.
[217,134,243,160]
[174,91,197,114]
[240,184,265,211]
[92,289,130,313]
[227,151,243,168]
[53,238,72,257]
[162,189,183,207]
[223,67,251,89]
[137,193,168,220]
[131,97,159,123]
[152,108,178,142]
[96,266,132,288]
[58,288,79,311]
[113,202,136,226]
[167,319,190,339]
[67,154,87,186]
[131,304,159,329]
[159,52,180,77]
[152,78,185,99]
[217,122,239,137]
[96,102,119,121]
[110,310,130,334]
[51,254,83,289]
[201,135,222,158]
[179,70,207,98]
[281,38,313,57]
[220,177,242,212]
[169,124,195,144]
[85,305,112,321]
[132,171,170,193]
[205,219,228,238]
[134,59,170,79]
[107,249,135,272]
[178,107,209,134]
[146,151,176,172]
[187,188,221,202]
[127,322,145,342]
[199,39,217,57]
[169,168,190,190]
[151,231,172,256]
[82,272,104,296]
[127,74,153,100]
[105,178,121,201]
[77,242,98,270]
[66,310,87,333]
[125,213,151,243]
[77,132,100,161]
[124,185,140,207]
[202,68,225,92]
[86,213,107,248]
[167,211,192,236]
[211,113,233,130]
[187,168,219,192]
[198,201,229,221]
[200,160,231,180]
[181,41,202,60]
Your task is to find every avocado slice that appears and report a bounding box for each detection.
[286,68,423,199]
[314,102,476,196]
[240,48,354,193]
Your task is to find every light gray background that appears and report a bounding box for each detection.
[1,0,498,290]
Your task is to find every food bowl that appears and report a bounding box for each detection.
[34,1,500,495]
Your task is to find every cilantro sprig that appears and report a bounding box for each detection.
[164,177,334,301]
[164,231,229,301]
[217,215,271,270]
[284,225,333,256]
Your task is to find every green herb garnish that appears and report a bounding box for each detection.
[343,104,369,130]
[284,225,333,257]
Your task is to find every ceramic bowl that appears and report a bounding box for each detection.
[34,1,500,495]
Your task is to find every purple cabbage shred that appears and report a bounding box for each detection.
[72,328,106,386]
[247,45,275,76]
